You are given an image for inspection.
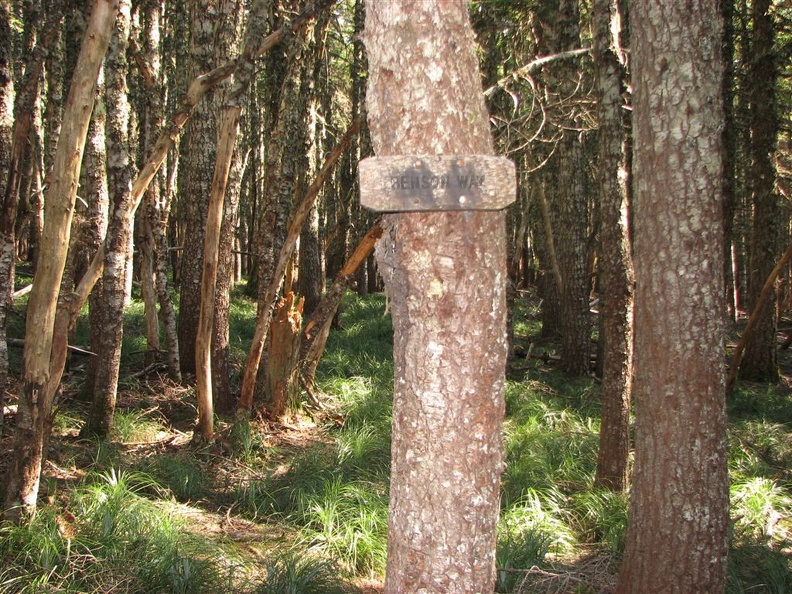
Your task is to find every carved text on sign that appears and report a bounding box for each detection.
[359,155,516,212]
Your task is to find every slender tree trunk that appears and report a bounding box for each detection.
[194,0,266,439]
[592,0,633,492]
[298,204,323,318]
[212,147,245,413]
[136,0,180,380]
[739,0,780,382]
[721,0,737,325]
[2,0,117,522]
[28,4,319,424]
[300,220,383,393]
[238,118,360,412]
[80,73,108,399]
[0,0,53,424]
[615,1,729,591]
[0,0,15,425]
[82,0,133,439]
[364,3,509,591]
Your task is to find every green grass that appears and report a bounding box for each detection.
[3,291,792,592]
[0,469,233,593]
[146,453,211,502]
[251,551,361,594]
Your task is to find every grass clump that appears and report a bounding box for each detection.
[147,453,211,502]
[502,380,600,504]
[294,477,388,577]
[0,469,233,593]
[111,408,168,443]
[251,551,360,594]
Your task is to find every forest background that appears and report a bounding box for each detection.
[0,0,791,592]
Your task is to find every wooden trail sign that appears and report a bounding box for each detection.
[359,155,516,212]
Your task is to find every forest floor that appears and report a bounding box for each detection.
[1,378,387,592]
[1,294,791,593]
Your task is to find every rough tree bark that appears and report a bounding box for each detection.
[2,0,118,522]
[0,0,15,425]
[134,0,181,381]
[265,291,303,418]
[79,69,108,399]
[82,0,133,439]
[364,3,509,591]
[592,0,634,492]
[176,0,228,377]
[615,1,729,591]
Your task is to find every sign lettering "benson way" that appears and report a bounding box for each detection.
[359,155,516,212]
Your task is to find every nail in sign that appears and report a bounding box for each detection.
[359,155,516,212]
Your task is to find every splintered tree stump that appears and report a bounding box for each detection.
[265,292,304,418]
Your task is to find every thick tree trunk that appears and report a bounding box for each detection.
[615,1,729,591]
[364,4,508,592]
[177,0,225,377]
[2,0,117,522]
[82,0,133,439]
[592,0,633,492]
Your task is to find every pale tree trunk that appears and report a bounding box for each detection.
[0,0,15,425]
[0,0,54,423]
[739,0,780,382]
[364,3,508,592]
[615,1,729,591]
[212,146,245,413]
[2,0,117,522]
[193,0,255,440]
[80,76,108,398]
[135,0,180,380]
[31,2,322,431]
[592,0,633,492]
[138,211,161,368]
[82,0,133,439]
